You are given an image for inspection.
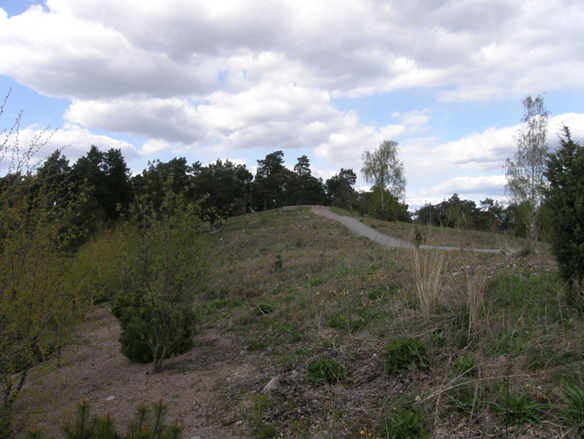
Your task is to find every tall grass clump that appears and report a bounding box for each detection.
[462,264,487,336]
[411,248,446,318]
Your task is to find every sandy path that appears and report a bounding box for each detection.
[308,205,503,254]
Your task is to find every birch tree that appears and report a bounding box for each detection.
[361,140,407,220]
[504,94,550,241]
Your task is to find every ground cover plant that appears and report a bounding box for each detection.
[12,206,584,439]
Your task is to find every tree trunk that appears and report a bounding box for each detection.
[380,186,385,220]
[152,347,161,374]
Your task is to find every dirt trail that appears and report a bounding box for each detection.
[308,205,504,254]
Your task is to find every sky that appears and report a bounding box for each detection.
[1,0,583,210]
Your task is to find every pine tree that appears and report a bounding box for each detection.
[544,125,584,304]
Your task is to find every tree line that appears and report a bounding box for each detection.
[30,146,411,247]
[414,193,552,238]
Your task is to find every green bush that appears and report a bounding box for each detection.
[306,359,348,384]
[382,337,428,372]
[111,182,208,373]
[112,298,197,364]
[545,126,584,306]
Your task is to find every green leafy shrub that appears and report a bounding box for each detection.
[491,385,546,426]
[112,297,197,364]
[111,182,208,373]
[306,359,348,384]
[382,337,428,372]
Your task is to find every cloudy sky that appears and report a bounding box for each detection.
[1,0,583,209]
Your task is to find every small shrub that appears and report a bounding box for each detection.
[27,398,183,439]
[112,298,196,364]
[249,394,276,439]
[306,359,348,384]
[491,385,546,426]
[378,404,428,439]
[557,383,584,434]
[382,337,428,372]
[254,424,276,439]
[256,303,275,315]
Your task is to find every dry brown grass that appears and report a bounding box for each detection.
[411,247,446,319]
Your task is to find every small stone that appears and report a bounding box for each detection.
[190,436,202,439]
[262,376,280,393]
[236,420,243,426]
[106,396,116,402]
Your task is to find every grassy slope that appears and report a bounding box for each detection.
[329,206,531,250]
[200,208,581,438]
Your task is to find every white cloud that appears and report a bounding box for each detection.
[429,175,506,195]
[402,113,584,181]
[0,122,140,169]
[1,0,584,102]
[63,83,413,173]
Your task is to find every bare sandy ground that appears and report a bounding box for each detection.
[15,307,259,439]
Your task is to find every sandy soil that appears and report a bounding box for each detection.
[15,307,262,439]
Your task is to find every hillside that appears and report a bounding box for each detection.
[16,207,582,439]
